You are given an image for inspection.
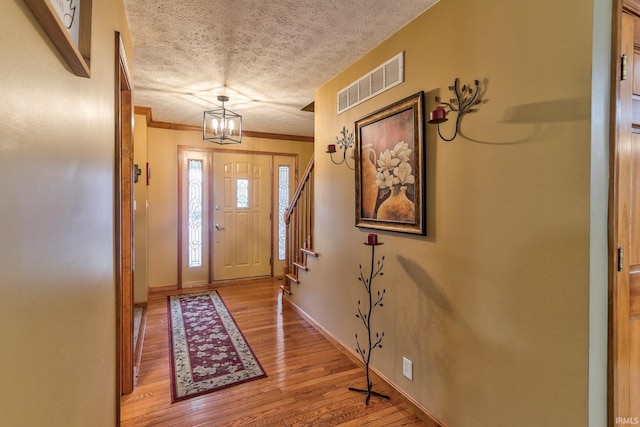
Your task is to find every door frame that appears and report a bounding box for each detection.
[115,31,134,403]
[177,146,298,287]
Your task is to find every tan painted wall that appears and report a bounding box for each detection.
[0,0,132,426]
[133,115,149,303]
[293,0,596,426]
[144,126,314,288]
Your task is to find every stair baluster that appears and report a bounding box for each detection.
[282,155,317,294]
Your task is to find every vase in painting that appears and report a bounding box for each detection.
[376,186,415,222]
[360,145,379,218]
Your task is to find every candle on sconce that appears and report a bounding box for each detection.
[327,144,337,153]
[367,233,378,245]
[429,107,447,122]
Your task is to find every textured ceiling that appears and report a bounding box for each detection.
[123,0,440,137]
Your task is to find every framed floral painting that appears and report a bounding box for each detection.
[354,92,425,234]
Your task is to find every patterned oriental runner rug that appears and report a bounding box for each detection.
[167,291,266,402]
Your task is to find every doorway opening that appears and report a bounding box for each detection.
[178,147,296,287]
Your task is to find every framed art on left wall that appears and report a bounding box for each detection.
[24,0,92,78]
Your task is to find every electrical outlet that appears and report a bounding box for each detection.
[402,357,413,380]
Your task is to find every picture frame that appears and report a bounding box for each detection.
[24,0,92,78]
[355,91,425,235]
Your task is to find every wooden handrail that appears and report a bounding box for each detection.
[284,155,314,225]
[282,154,315,294]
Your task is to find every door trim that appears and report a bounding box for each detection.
[115,31,134,402]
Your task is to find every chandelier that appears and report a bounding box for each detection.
[203,95,242,145]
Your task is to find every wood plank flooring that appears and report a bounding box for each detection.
[120,279,427,426]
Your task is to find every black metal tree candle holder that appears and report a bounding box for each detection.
[349,233,390,404]
[428,77,483,142]
[326,125,355,170]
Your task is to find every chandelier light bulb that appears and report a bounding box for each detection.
[202,94,242,145]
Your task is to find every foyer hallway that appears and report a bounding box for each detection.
[120,279,428,426]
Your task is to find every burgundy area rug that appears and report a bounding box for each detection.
[167,291,266,402]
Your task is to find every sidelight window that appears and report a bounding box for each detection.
[188,160,203,267]
[278,166,290,260]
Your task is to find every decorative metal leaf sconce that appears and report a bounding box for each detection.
[134,164,142,183]
[428,78,483,142]
[327,126,355,170]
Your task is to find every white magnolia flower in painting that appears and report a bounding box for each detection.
[373,141,415,192]
[391,141,412,163]
[375,169,394,189]
[393,161,415,186]
[376,149,401,172]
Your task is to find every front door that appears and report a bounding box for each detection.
[212,152,272,281]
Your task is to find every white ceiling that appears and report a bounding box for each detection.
[123,0,440,138]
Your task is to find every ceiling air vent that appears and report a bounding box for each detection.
[337,52,404,114]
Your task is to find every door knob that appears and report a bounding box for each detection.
[215,223,225,231]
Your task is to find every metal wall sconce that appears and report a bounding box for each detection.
[428,78,483,142]
[327,126,355,170]
[134,164,142,183]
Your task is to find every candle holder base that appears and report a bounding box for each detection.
[348,386,390,405]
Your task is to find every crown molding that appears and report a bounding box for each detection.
[134,106,314,143]
[135,106,153,125]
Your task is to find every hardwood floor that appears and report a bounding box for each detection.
[120,278,427,426]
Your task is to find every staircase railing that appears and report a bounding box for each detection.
[282,154,317,294]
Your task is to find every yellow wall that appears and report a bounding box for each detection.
[293,0,600,426]
[142,126,314,288]
[0,0,132,426]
